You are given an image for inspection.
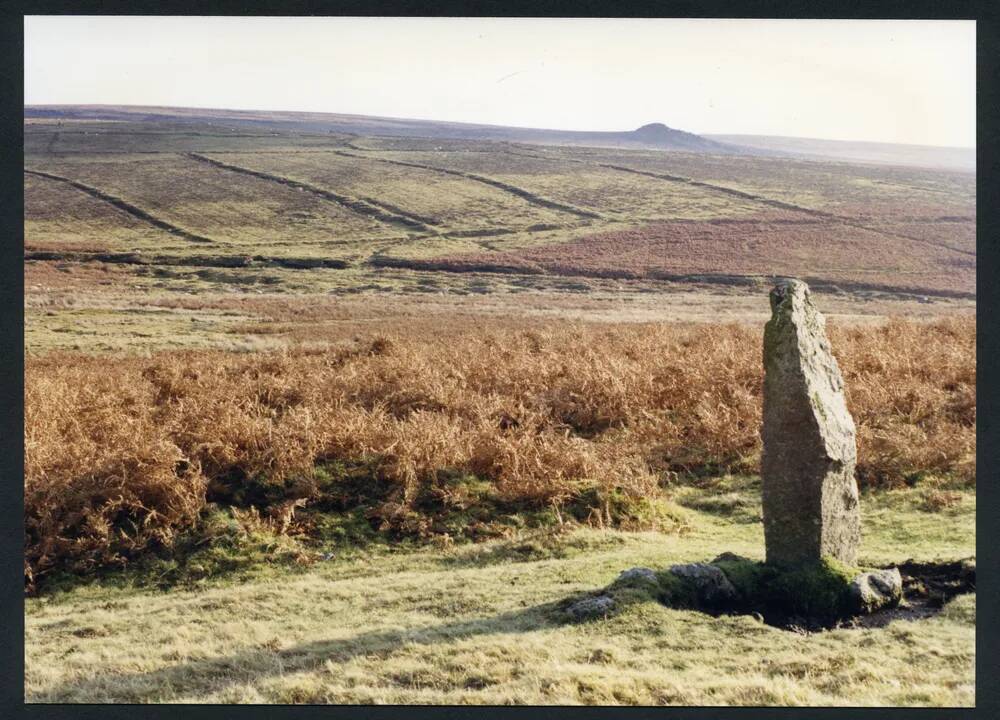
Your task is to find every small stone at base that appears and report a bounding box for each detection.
[669,562,738,605]
[566,595,615,620]
[849,567,903,614]
[617,567,658,584]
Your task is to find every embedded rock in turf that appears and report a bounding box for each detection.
[617,567,658,584]
[668,562,738,608]
[574,556,973,631]
[849,568,904,614]
[566,595,616,620]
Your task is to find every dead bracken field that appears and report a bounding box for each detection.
[25,317,974,590]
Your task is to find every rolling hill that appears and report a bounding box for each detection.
[25,105,737,153]
[23,104,975,352]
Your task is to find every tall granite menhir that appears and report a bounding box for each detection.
[761,279,860,567]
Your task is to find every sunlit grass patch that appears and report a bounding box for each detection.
[25,486,975,705]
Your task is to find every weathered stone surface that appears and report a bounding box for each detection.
[761,279,860,567]
[669,562,737,606]
[849,568,903,614]
[566,595,615,620]
[617,567,658,585]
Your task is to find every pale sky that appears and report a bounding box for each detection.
[24,16,976,148]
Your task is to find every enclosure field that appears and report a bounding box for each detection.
[24,119,360,154]
[545,145,977,218]
[390,215,975,296]
[24,172,180,253]
[25,154,403,254]
[367,149,764,220]
[864,221,976,257]
[204,150,573,232]
[347,135,533,152]
[25,117,975,301]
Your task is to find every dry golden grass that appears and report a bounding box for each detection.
[24,317,974,587]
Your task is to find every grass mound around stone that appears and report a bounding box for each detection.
[564,553,976,632]
[25,483,976,704]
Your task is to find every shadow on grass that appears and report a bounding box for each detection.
[38,596,584,703]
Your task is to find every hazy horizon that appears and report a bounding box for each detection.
[25,17,976,148]
[24,100,978,151]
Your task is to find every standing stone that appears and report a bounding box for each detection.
[761,279,860,567]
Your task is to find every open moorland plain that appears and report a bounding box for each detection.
[24,106,975,705]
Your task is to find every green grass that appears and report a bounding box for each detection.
[25,481,975,705]
[364,149,761,221]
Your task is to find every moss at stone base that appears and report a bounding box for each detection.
[655,570,695,605]
[587,567,697,616]
[763,556,860,619]
[711,554,860,619]
[585,554,864,625]
[710,554,771,604]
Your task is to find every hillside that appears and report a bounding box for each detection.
[24,106,975,353]
[25,105,737,153]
